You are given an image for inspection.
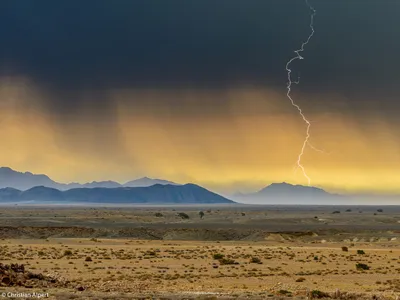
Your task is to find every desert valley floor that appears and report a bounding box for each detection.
[0,205,399,299]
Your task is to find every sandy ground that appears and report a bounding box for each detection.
[0,206,399,299]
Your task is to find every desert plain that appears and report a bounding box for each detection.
[0,205,399,299]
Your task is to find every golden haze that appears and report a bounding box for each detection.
[0,78,399,194]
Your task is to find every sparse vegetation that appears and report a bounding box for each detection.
[177,212,189,219]
[219,258,238,265]
[250,257,262,264]
[213,253,224,260]
[296,277,306,282]
[145,250,157,256]
[310,290,330,298]
[0,206,398,298]
[278,289,291,295]
[356,263,370,270]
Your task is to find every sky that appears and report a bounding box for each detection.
[0,0,399,194]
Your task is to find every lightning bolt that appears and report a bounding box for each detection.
[285,0,316,186]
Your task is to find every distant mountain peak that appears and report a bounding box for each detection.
[269,182,291,187]
[89,180,117,184]
[0,167,58,191]
[233,182,334,204]
[123,177,179,187]
[0,167,13,171]
[26,185,59,191]
[2,187,20,192]
[0,166,180,191]
[259,182,326,192]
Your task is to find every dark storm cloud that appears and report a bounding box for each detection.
[0,0,399,115]
[0,0,308,89]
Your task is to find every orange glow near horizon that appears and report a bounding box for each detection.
[0,79,399,194]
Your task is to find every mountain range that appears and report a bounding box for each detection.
[0,184,234,204]
[0,167,179,191]
[2,167,397,205]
